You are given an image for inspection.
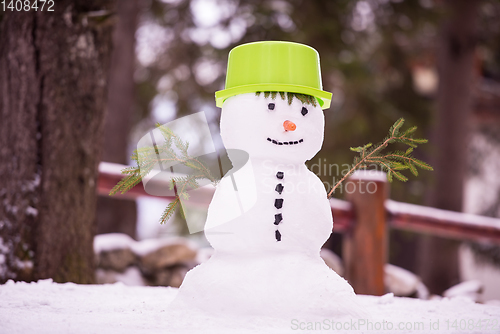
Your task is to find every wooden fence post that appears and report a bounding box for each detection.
[342,170,388,295]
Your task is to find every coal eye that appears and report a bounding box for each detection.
[268,103,275,110]
[301,107,308,116]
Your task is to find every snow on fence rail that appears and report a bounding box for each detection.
[97,162,500,295]
[387,200,500,244]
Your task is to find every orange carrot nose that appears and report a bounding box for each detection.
[283,120,296,131]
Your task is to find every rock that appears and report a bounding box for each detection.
[93,235,199,287]
[96,248,136,272]
[148,263,196,287]
[95,268,118,284]
[134,238,197,274]
[443,280,484,302]
[150,268,173,287]
[169,265,191,288]
[94,233,136,253]
[94,233,137,272]
[320,248,344,276]
[384,264,428,298]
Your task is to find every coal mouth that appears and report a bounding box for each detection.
[267,137,304,146]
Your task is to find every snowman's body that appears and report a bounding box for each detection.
[170,93,365,319]
[206,158,333,255]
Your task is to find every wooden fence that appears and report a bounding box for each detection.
[97,162,500,295]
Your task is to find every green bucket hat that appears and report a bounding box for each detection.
[215,41,332,109]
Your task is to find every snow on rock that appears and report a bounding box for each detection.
[94,233,136,253]
[0,280,499,334]
[443,280,484,303]
[93,234,198,287]
[94,234,137,273]
[132,237,197,273]
[384,263,425,297]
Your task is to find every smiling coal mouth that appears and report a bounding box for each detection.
[267,137,304,146]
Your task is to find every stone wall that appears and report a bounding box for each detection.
[94,233,199,287]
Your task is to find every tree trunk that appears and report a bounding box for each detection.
[0,1,115,283]
[96,0,138,239]
[418,0,480,294]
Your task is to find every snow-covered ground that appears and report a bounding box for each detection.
[1,279,499,334]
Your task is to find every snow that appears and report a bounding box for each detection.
[443,280,484,302]
[386,199,500,230]
[94,233,135,253]
[0,237,9,253]
[350,169,388,182]
[384,263,421,297]
[378,292,394,304]
[94,232,196,257]
[329,197,352,211]
[98,161,129,176]
[25,206,38,216]
[0,280,499,334]
[460,244,500,302]
[129,236,194,257]
[0,237,10,278]
[14,259,33,271]
[0,280,177,334]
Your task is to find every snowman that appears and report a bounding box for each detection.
[170,41,365,320]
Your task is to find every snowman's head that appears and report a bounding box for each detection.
[220,92,325,164]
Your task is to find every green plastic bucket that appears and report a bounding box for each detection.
[215,41,332,109]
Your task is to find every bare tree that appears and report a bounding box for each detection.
[0,1,115,283]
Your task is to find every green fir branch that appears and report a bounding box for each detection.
[159,197,184,225]
[327,118,433,198]
[109,124,219,224]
